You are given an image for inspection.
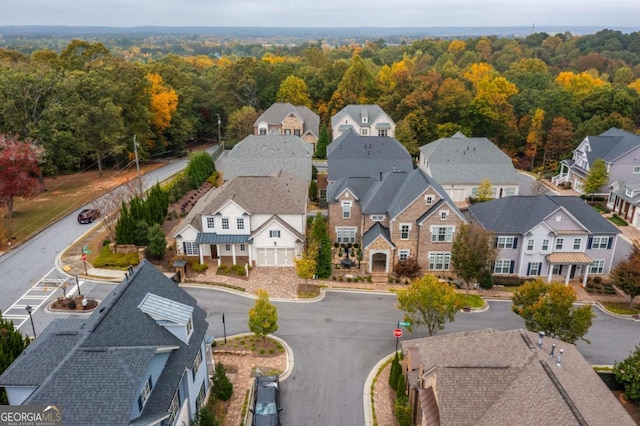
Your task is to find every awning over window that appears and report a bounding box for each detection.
[375,123,391,129]
[546,252,593,264]
[195,233,250,244]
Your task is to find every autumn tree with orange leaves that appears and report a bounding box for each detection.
[146,73,178,133]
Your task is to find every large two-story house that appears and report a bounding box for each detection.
[327,168,467,275]
[331,104,395,140]
[607,180,640,229]
[0,261,213,426]
[217,133,313,182]
[253,102,319,151]
[553,127,640,195]
[418,132,520,204]
[174,171,307,267]
[468,195,620,286]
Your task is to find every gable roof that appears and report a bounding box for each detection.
[249,214,305,242]
[331,104,394,128]
[0,261,208,426]
[402,329,635,426]
[362,222,394,249]
[327,129,413,182]
[468,195,620,235]
[419,132,519,185]
[582,128,640,165]
[254,103,319,138]
[218,134,312,181]
[183,171,308,232]
[610,179,640,206]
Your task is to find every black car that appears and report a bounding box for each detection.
[250,375,282,426]
[77,208,100,224]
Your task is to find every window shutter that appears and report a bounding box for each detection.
[587,237,593,249]
[138,395,143,411]
[526,262,531,276]
[509,260,515,274]
[182,242,186,253]
[494,237,498,249]
[490,263,495,273]
[513,237,518,249]
[149,376,153,388]
[607,237,613,249]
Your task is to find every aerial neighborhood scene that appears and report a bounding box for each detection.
[2,1,640,425]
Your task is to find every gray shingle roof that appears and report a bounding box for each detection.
[585,128,640,164]
[254,103,319,138]
[327,129,412,182]
[218,134,312,181]
[0,261,209,426]
[331,104,394,128]
[419,132,519,185]
[402,329,635,426]
[362,222,393,248]
[610,180,640,206]
[468,195,620,235]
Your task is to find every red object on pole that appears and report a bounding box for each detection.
[393,328,403,338]
[81,253,87,261]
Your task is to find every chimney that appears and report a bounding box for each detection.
[550,343,556,357]
[379,171,383,181]
[557,349,564,367]
[537,331,545,347]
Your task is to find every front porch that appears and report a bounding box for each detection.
[545,252,593,287]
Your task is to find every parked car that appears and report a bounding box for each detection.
[250,375,282,426]
[77,208,100,224]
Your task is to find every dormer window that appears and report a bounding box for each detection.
[186,317,193,337]
[626,188,634,197]
[362,116,368,124]
[138,376,153,411]
[426,196,433,205]
[138,293,195,345]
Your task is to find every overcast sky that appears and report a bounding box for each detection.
[3,0,640,28]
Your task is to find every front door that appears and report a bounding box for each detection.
[210,245,218,259]
[570,264,576,279]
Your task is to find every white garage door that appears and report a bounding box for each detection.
[256,248,293,266]
[449,188,465,202]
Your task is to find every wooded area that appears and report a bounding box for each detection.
[1,29,640,180]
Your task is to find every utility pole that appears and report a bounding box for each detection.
[216,113,223,150]
[133,135,142,197]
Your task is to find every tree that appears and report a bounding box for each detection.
[315,124,329,159]
[396,276,462,337]
[524,108,545,172]
[276,75,312,107]
[583,158,608,199]
[476,178,493,201]
[394,118,419,156]
[0,310,31,404]
[147,224,167,260]
[614,344,640,403]
[226,106,258,143]
[610,242,640,308]
[0,134,43,218]
[146,72,179,133]
[295,239,318,287]
[450,223,497,295]
[512,280,595,344]
[309,213,332,279]
[248,289,278,339]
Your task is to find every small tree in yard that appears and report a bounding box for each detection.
[295,239,318,288]
[451,223,497,295]
[583,158,608,201]
[0,311,31,404]
[610,242,640,308]
[310,213,332,279]
[614,344,640,403]
[476,178,493,201]
[212,362,233,401]
[396,276,462,337]
[512,280,595,344]
[248,289,278,339]
[147,224,167,260]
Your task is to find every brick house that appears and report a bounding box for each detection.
[331,104,395,140]
[253,102,319,151]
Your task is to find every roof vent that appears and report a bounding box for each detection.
[550,343,556,357]
[557,349,564,367]
[537,331,545,347]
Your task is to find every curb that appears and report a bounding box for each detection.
[363,351,397,426]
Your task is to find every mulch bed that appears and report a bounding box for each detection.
[49,298,99,312]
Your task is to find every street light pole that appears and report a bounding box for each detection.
[216,113,223,150]
[25,305,36,339]
[133,135,142,197]
[75,274,82,297]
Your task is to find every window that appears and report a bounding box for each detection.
[270,230,281,238]
[362,116,368,123]
[294,129,301,136]
[138,376,153,411]
[206,217,215,229]
[361,128,368,136]
[196,383,206,413]
[164,391,180,426]
[222,218,229,230]
[184,241,199,256]
[497,236,515,249]
[237,218,245,230]
[590,236,610,249]
[342,201,352,219]
[225,244,231,251]
[526,239,534,252]
[555,238,564,250]
[336,227,356,244]
[425,196,433,205]
[528,262,541,276]
[399,250,410,261]
[371,215,385,221]
[541,239,550,252]
[634,166,640,174]
[552,265,563,275]
[504,188,516,196]
[192,347,202,381]
[555,215,562,222]
[590,259,605,274]
[494,260,512,274]
[627,188,634,197]
[240,244,246,251]
[429,252,451,270]
[378,129,388,137]
[186,317,193,337]
[284,129,291,135]
[400,224,410,240]
[573,238,582,250]
[431,226,454,242]
[259,128,267,135]
[440,211,449,220]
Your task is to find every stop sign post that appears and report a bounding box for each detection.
[394,328,403,352]
[81,253,88,274]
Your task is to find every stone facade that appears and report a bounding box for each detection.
[328,188,362,243]
[281,114,304,136]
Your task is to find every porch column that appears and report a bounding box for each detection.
[248,245,253,266]
[231,244,237,264]
[564,265,571,286]
[216,245,221,267]
[199,245,204,265]
[582,264,589,287]
[547,264,553,283]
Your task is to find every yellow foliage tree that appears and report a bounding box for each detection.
[463,62,498,92]
[629,79,640,95]
[524,108,545,172]
[448,39,467,56]
[146,73,178,132]
[276,75,312,107]
[555,71,608,101]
